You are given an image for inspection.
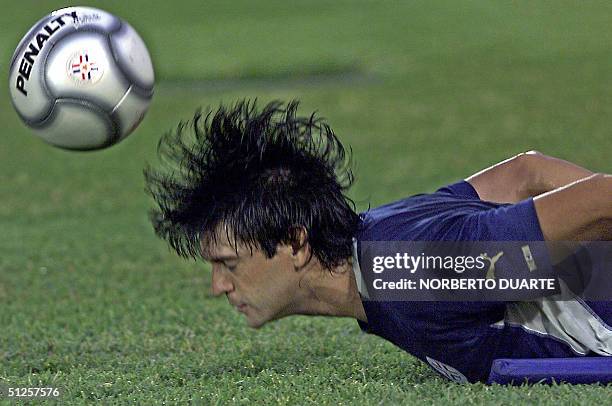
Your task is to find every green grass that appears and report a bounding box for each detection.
[1,0,611,404]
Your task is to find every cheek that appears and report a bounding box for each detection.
[269,258,299,286]
[248,258,297,299]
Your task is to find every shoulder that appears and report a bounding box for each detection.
[357,180,498,241]
[435,180,481,199]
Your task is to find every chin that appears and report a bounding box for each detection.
[246,316,267,329]
[246,309,292,329]
[243,309,269,329]
[243,306,288,329]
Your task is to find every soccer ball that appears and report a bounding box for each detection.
[8,7,154,151]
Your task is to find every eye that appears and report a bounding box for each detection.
[225,263,237,272]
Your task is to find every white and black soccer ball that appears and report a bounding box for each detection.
[8,7,154,151]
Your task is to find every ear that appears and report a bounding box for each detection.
[288,226,311,270]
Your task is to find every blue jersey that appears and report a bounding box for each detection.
[354,180,612,383]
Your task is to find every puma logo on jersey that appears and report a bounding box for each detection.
[479,251,504,279]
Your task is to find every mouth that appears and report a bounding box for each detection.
[228,295,249,314]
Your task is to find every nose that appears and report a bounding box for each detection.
[211,265,234,297]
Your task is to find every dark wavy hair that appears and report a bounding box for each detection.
[144,100,360,270]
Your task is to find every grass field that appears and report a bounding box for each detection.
[1,0,611,404]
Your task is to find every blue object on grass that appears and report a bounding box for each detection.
[487,357,612,385]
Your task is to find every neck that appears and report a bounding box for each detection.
[294,259,367,322]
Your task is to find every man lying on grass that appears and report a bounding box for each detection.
[144,100,612,383]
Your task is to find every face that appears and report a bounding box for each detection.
[201,231,304,328]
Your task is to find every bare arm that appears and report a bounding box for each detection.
[534,173,612,241]
[467,152,609,263]
[466,151,594,203]
[529,173,611,265]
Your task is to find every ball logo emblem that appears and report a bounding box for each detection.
[67,50,103,84]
